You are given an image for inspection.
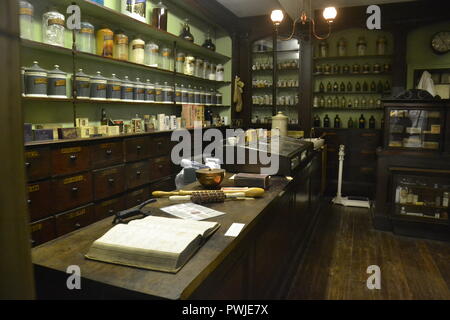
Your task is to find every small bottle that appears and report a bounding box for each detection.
[340,96,347,108]
[340,82,346,92]
[334,114,341,128]
[323,114,330,128]
[355,82,361,92]
[101,108,107,125]
[363,81,369,92]
[319,82,325,93]
[347,81,353,92]
[369,115,376,129]
[319,96,325,107]
[333,96,339,107]
[326,97,333,107]
[333,81,339,92]
[313,115,321,127]
[370,81,377,92]
[180,18,194,42]
[359,114,366,129]
[202,30,216,51]
[326,82,332,92]
[347,117,354,128]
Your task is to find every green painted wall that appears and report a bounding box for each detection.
[406,21,450,89]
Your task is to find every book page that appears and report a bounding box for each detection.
[160,203,226,221]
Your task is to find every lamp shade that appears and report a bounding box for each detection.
[270,9,284,25]
[323,7,337,22]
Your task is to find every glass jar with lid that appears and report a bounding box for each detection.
[193,86,200,104]
[210,88,217,105]
[90,71,107,100]
[154,82,163,102]
[161,47,172,70]
[134,78,145,101]
[318,41,328,58]
[106,74,122,101]
[113,31,129,61]
[181,84,188,104]
[152,1,168,31]
[162,82,173,103]
[205,88,211,105]
[145,42,159,67]
[121,76,134,101]
[176,52,185,73]
[47,65,67,98]
[357,36,367,56]
[215,64,224,81]
[376,35,387,55]
[199,87,206,105]
[121,0,146,23]
[74,69,90,99]
[195,58,204,78]
[129,36,145,64]
[208,63,216,80]
[42,8,65,47]
[187,85,194,104]
[76,22,95,54]
[337,38,347,57]
[175,83,182,103]
[145,79,155,102]
[19,1,34,40]
[96,27,114,57]
[24,61,48,97]
[183,54,195,75]
[216,90,223,105]
[203,60,210,79]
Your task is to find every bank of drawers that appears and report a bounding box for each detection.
[26,134,177,246]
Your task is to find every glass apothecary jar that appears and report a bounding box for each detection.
[113,31,129,61]
[106,74,122,101]
[74,69,90,98]
[357,36,367,56]
[318,41,328,58]
[42,8,65,47]
[145,42,159,67]
[121,0,146,23]
[376,35,387,55]
[184,54,195,75]
[161,46,172,71]
[152,1,168,31]
[129,36,145,64]
[145,79,155,102]
[215,64,224,81]
[121,76,134,100]
[76,22,95,54]
[337,38,347,57]
[154,82,163,102]
[195,58,204,78]
[19,0,34,40]
[176,52,185,73]
[134,78,145,101]
[96,27,114,58]
[208,63,216,80]
[90,71,107,100]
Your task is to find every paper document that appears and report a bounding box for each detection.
[160,203,226,220]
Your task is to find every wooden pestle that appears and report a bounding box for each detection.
[152,187,265,198]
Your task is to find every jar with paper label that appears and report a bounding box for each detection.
[152,1,168,31]
[42,8,65,47]
[175,83,182,103]
[208,63,216,80]
[134,78,145,101]
[113,31,129,60]
[19,1,34,40]
[216,90,222,105]
[96,27,114,57]
[145,79,155,102]
[176,52,185,73]
[181,84,188,103]
[187,85,194,104]
[195,58,204,78]
[76,22,95,53]
[24,61,48,97]
[129,37,145,64]
[357,36,367,56]
[47,65,67,98]
[199,87,206,104]
[376,35,387,55]
[205,88,211,105]
[193,87,200,104]
[121,76,134,100]
[74,69,90,98]
[90,71,107,100]
[154,83,163,102]
[210,88,217,105]
[162,82,173,102]
[203,60,210,79]
[215,64,224,81]
[106,74,121,101]
[184,54,195,75]
[161,47,172,70]
[121,0,146,22]
[145,42,159,67]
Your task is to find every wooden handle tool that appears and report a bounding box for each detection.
[152,188,264,198]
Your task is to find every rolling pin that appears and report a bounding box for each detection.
[152,187,265,198]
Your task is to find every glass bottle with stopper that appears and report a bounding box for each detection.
[152,1,168,31]
[180,18,194,42]
[202,30,216,51]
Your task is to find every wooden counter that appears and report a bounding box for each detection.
[32,149,324,299]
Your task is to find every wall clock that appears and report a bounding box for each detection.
[431,31,450,54]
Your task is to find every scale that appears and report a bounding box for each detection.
[332,145,371,208]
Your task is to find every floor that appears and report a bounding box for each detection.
[287,203,450,300]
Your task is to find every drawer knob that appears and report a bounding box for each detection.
[108,178,115,183]
[72,187,79,192]
[136,171,141,176]
[30,239,36,245]
[157,142,162,146]
[74,223,81,228]
[25,162,31,167]
[158,165,163,169]
[136,199,141,204]
[69,155,77,160]
[105,149,112,155]
[27,199,31,204]
[108,209,114,214]
[136,145,142,151]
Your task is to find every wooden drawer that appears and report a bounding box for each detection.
[149,177,175,193]
[51,172,93,213]
[27,180,51,221]
[91,140,124,169]
[30,216,56,247]
[149,156,172,182]
[150,135,171,157]
[357,131,381,147]
[51,145,91,176]
[55,204,94,236]
[125,186,150,208]
[25,147,51,181]
[93,165,126,201]
[124,137,150,162]
[94,195,125,222]
[126,160,150,189]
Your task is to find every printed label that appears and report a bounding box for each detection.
[30,223,42,233]
[61,147,81,154]
[25,151,39,158]
[132,44,145,50]
[55,79,66,86]
[67,208,87,219]
[80,28,94,34]
[20,8,33,16]
[97,84,106,90]
[63,175,84,185]
[28,184,40,193]
[34,78,48,85]
[48,18,65,26]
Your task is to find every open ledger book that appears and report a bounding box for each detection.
[85,216,220,273]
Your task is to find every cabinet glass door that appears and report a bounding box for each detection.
[387,109,443,150]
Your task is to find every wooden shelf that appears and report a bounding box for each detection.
[313,72,392,77]
[313,54,394,61]
[47,0,231,63]
[252,68,299,72]
[252,49,299,54]
[313,107,383,111]
[21,39,230,86]
[313,91,390,95]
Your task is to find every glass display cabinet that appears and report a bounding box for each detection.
[383,100,448,151]
[251,36,300,126]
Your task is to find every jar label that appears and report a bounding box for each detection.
[162,51,170,57]
[132,44,145,50]
[137,89,145,94]
[116,38,128,45]
[20,8,33,16]
[55,79,66,86]
[34,78,48,85]
[112,86,121,91]
[80,28,94,34]
[103,35,113,41]
[150,49,159,53]
[125,87,133,92]
[48,18,65,26]
[97,84,106,90]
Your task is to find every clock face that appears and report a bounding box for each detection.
[431,31,450,54]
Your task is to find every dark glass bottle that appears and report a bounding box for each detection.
[333,81,339,92]
[333,96,339,107]
[101,108,107,125]
[319,82,325,93]
[384,80,391,93]
[369,115,376,129]
[202,30,216,51]
[313,115,321,127]
[363,81,369,92]
[340,82,346,92]
[180,18,194,42]
[370,81,377,92]
[347,81,353,92]
[326,82,332,92]
[323,114,330,128]
[359,114,366,129]
[152,1,168,31]
[347,117,354,128]
[340,96,347,108]
[355,82,361,92]
[334,114,341,128]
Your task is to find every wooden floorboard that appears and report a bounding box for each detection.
[287,202,450,300]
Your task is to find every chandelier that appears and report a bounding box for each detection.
[270,0,337,40]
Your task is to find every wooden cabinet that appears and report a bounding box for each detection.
[51,173,93,213]
[25,147,51,181]
[150,136,171,157]
[149,157,172,182]
[55,204,94,237]
[51,145,91,176]
[91,141,124,169]
[30,216,56,247]
[94,195,126,222]
[126,160,150,189]
[124,137,150,162]
[126,186,150,207]
[93,165,126,201]
[27,181,51,221]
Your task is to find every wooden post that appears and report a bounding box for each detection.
[0,0,35,299]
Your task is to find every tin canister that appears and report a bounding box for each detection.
[193,87,200,104]
[181,85,188,103]
[145,79,155,102]
[205,89,211,105]
[74,69,90,98]
[47,64,67,98]
[175,84,182,103]
[199,87,206,104]
[90,71,107,100]
[134,78,145,101]
[216,91,223,105]
[210,88,217,105]
[187,85,194,104]
[154,83,163,102]
[121,76,134,100]
[163,82,173,102]
[106,74,122,101]
[24,61,48,97]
